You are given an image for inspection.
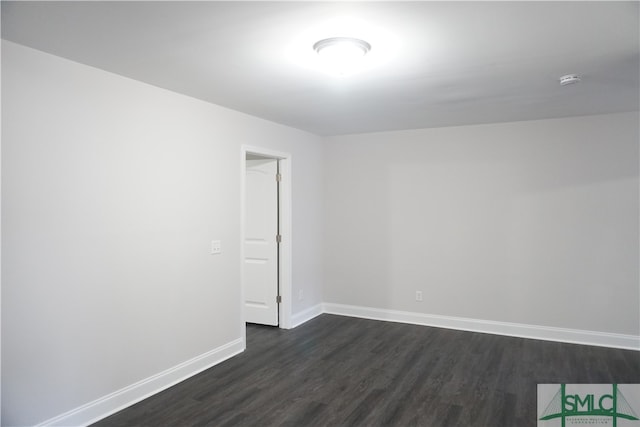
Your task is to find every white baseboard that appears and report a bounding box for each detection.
[322,303,640,351]
[37,338,245,427]
[291,303,323,328]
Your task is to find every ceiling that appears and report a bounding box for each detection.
[2,1,639,136]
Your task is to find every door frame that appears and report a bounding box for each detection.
[240,145,292,342]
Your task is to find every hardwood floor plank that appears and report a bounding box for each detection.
[92,314,640,427]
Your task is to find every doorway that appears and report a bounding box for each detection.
[241,146,292,337]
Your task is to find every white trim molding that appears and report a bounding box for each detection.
[37,339,244,427]
[322,303,640,351]
[291,303,323,328]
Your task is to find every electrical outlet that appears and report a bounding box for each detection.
[211,240,222,255]
[298,290,304,301]
[415,291,423,302]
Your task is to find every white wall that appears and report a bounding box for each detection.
[290,145,324,315]
[1,41,323,426]
[324,112,639,336]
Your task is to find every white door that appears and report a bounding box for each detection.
[244,158,279,326]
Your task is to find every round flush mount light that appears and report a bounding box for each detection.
[313,37,371,75]
[559,74,581,86]
[313,37,371,57]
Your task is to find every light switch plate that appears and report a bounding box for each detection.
[211,240,222,254]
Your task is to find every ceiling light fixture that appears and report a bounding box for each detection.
[313,37,371,75]
[559,74,581,86]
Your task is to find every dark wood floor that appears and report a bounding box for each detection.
[93,314,640,427]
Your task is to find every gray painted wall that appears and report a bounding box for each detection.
[1,41,324,426]
[324,112,639,335]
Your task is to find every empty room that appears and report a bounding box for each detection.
[2,1,639,426]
